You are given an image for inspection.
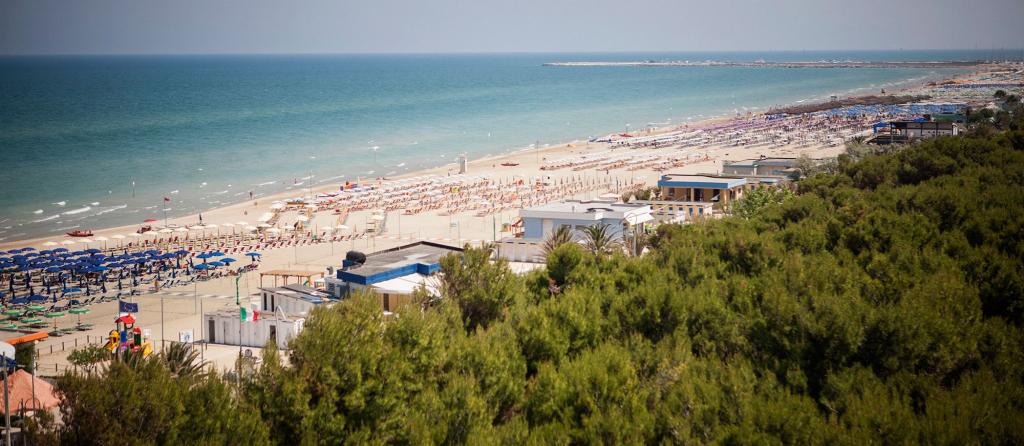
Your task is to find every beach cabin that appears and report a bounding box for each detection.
[259,284,338,315]
[326,242,462,312]
[658,174,747,205]
[203,307,303,350]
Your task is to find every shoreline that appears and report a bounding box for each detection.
[0,64,1002,249]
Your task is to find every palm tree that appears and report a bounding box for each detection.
[582,224,620,256]
[160,342,206,378]
[541,225,574,258]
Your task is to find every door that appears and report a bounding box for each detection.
[269,325,278,346]
[208,320,215,343]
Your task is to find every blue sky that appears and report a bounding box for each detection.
[2,0,1022,55]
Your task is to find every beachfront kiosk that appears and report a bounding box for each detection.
[326,242,462,313]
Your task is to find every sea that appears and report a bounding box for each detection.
[0,49,1016,242]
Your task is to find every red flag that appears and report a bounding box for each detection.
[163,197,171,202]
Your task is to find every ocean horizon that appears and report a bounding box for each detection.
[0,49,1012,242]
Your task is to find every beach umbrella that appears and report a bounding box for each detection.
[207,261,224,268]
[44,311,65,329]
[236,221,248,226]
[2,309,24,318]
[85,248,101,254]
[220,257,237,264]
[159,228,173,234]
[25,305,46,312]
[20,317,42,324]
[69,307,90,324]
[209,251,224,256]
[244,252,261,258]
[193,264,210,271]
[21,248,35,252]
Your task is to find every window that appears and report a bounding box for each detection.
[269,325,278,345]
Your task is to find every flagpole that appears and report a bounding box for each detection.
[236,276,242,356]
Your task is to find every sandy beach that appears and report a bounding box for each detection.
[9,61,1022,374]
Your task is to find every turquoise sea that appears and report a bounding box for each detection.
[0,50,1010,242]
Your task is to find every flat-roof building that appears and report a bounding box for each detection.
[497,200,655,263]
[658,174,747,205]
[259,284,339,315]
[327,242,462,312]
[203,307,304,350]
[722,157,803,177]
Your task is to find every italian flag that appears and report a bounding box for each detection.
[240,306,259,322]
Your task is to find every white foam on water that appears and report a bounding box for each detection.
[32,209,43,214]
[63,206,91,215]
[53,201,66,207]
[32,214,61,223]
[93,204,128,216]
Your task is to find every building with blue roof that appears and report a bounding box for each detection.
[658,174,747,205]
[326,242,462,312]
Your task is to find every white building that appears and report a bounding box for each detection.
[496,200,655,263]
[203,307,304,350]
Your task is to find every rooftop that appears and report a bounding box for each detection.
[724,157,802,168]
[261,284,337,304]
[658,174,746,189]
[521,200,652,221]
[337,242,462,286]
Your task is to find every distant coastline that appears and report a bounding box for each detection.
[543,60,986,69]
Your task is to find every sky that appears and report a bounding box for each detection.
[2,0,1022,55]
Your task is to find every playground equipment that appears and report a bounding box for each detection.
[105,314,153,358]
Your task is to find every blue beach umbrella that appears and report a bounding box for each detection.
[193,264,210,271]
[209,251,225,257]
[207,261,224,268]
[245,252,261,258]
[219,257,237,264]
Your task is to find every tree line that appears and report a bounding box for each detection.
[27,114,1024,444]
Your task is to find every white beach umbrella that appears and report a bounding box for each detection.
[296,215,309,222]
[266,228,280,234]
[159,228,173,234]
[236,221,248,226]
[257,223,272,228]
[337,225,350,231]
[221,223,234,227]
[244,226,257,232]
[128,233,143,238]
[320,225,333,232]
[205,223,218,228]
